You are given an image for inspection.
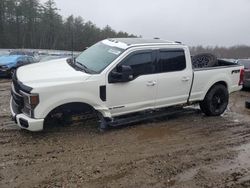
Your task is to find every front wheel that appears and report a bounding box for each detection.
[199,84,229,116]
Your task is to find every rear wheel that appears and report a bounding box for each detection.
[199,84,229,116]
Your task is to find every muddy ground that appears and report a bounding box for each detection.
[1,79,250,188]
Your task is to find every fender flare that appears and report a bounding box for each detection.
[202,81,228,100]
[36,98,111,119]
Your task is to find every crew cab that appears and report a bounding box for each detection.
[10,38,244,131]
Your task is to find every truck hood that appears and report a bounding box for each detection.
[17,58,91,87]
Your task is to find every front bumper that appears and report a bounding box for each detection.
[10,98,44,131]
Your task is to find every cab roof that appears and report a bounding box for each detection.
[103,38,181,49]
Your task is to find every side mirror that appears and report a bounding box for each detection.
[110,65,134,83]
[67,57,75,64]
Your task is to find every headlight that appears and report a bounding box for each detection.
[20,91,39,117]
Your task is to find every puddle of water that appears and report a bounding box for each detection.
[235,143,250,169]
[212,143,250,174]
[175,143,250,185]
[222,110,250,124]
[226,91,250,122]
[176,167,199,182]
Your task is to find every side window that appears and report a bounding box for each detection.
[122,52,153,77]
[157,50,186,73]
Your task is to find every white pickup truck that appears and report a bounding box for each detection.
[10,38,244,131]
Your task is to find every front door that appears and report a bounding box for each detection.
[106,50,157,116]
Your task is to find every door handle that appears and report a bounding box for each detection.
[182,77,190,82]
[147,81,156,86]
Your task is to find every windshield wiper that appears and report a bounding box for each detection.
[75,61,97,74]
[74,61,88,73]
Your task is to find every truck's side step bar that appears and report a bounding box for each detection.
[99,107,189,130]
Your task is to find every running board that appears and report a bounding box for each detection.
[100,107,188,129]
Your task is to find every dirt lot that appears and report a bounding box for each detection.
[1,79,250,188]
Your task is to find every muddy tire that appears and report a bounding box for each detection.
[43,103,98,131]
[43,112,72,130]
[199,84,229,116]
[192,53,218,68]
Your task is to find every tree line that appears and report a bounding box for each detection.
[0,0,250,58]
[0,0,136,51]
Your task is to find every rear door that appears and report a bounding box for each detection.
[106,50,157,116]
[154,49,193,108]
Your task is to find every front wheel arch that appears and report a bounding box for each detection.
[43,102,99,129]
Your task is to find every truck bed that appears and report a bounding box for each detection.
[193,59,239,70]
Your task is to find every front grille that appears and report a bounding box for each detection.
[11,97,21,114]
[12,72,21,93]
[11,89,24,107]
[11,71,33,116]
[11,82,24,114]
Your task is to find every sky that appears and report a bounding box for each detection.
[41,0,250,47]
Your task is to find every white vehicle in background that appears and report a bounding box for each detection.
[10,38,244,131]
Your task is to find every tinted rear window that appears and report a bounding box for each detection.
[156,50,186,73]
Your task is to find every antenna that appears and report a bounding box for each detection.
[71,21,74,62]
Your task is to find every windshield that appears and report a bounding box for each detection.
[75,42,125,73]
